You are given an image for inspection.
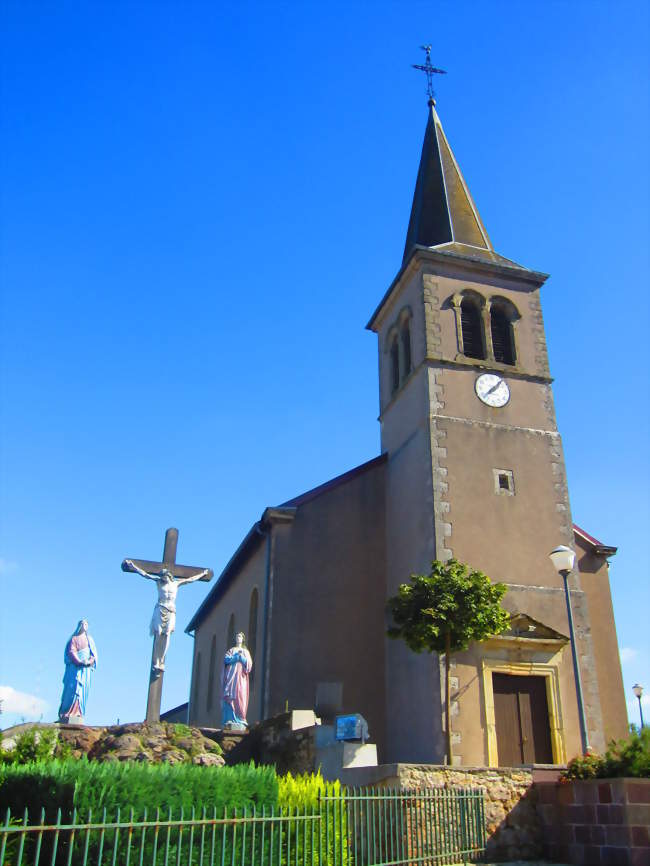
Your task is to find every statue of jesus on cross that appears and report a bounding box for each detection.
[124,560,209,672]
[122,527,213,722]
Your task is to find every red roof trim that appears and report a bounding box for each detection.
[573,523,604,547]
[573,523,617,555]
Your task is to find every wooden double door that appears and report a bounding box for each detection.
[493,673,553,766]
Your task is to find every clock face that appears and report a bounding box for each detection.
[475,373,510,407]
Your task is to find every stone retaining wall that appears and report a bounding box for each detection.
[341,763,544,862]
[218,712,316,774]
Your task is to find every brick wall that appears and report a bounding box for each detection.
[536,778,650,865]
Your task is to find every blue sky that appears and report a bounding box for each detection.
[1,1,648,732]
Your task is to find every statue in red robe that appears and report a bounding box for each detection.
[221,632,252,729]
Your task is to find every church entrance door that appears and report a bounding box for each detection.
[492,673,553,766]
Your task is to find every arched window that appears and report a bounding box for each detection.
[248,588,259,689]
[461,298,485,359]
[207,635,217,712]
[192,651,201,722]
[490,305,516,365]
[227,614,236,651]
[400,318,412,378]
[390,336,400,394]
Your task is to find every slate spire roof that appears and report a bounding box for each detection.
[403,100,528,271]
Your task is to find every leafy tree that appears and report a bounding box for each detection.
[387,559,510,764]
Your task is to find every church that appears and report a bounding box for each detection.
[182,93,628,766]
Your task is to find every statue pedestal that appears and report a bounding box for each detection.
[288,709,320,730]
[314,725,378,781]
[60,713,84,725]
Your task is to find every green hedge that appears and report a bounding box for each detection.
[0,759,278,822]
[1,760,280,866]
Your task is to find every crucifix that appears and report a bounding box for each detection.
[122,527,213,723]
[412,44,447,105]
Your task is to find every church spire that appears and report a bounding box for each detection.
[403,101,499,265]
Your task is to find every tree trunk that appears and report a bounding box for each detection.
[445,631,452,765]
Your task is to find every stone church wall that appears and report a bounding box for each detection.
[574,538,629,744]
[417,259,608,761]
[376,266,446,764]
[268,459,388,755]
[190,538,267,728]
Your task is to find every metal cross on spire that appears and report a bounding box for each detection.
[412,45,446,105]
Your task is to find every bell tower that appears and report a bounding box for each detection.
[368,96,612,764]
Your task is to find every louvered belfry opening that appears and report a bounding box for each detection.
[491,306,515,365]
[461,299,485,359]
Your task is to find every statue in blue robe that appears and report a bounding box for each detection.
[58,619,98,724]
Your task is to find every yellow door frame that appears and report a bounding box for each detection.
[481,657,567,766]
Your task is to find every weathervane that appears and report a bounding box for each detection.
[412,45,446,105]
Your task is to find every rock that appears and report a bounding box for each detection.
[160,750,186,764]
[3,721,228,768]
[113,723,143,736]
[57,725,105,756]
[92,733,143,760]
[192,753,225,767]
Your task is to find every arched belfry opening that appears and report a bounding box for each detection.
[460,297,485,360]
[490,302,517,365]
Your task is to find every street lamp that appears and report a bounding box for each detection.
[549,545,591,754]
[632,684,645,728]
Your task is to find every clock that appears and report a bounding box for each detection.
[475,373,510,407]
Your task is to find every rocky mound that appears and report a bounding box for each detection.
[3,722,225,766]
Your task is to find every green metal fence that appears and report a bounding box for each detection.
[0,786,485,866]
[337,786,486,866]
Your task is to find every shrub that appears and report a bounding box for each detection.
[601,726,650,778]
[562,727,650,780]
[562,750,603,780]
[0,727,59,765]
[278,772,349,865]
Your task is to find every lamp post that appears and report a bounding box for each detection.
[632,684,645,728]
[549,545,591,754]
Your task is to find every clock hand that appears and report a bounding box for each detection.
[486,381,503,395]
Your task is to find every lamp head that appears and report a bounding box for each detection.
[633,683,644,699]
[549,545,576,575]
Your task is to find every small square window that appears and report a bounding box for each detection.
[494,469,515,495]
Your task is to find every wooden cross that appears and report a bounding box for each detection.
[122,527,213,723]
